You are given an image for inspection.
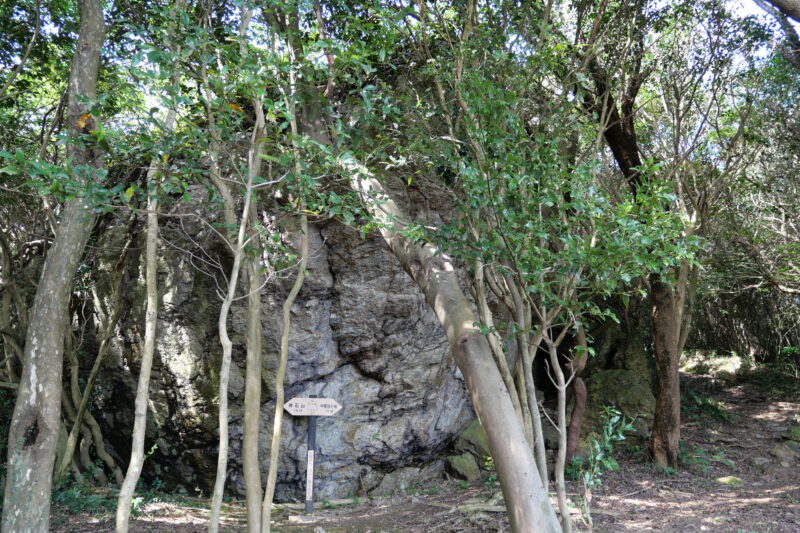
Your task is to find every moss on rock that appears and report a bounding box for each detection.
[585,369,655,438]
[455,419,491,458]
[446,453,481,481]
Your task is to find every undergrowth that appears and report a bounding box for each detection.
[740,365,800,399]
[52,471,117,515]
[682,389,732,422]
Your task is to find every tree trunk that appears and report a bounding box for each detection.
[650,275,680,468]
[565,378,587,464]
[261,215,308,533]
[262,51,308,530]
[545,338,572,533]
[116,4,183,522]
[240,10,267,521]
[766,0,800,21]
[115,190,159,533]
[350,172,560,533]
[242,255,263,532]
[208,180,256,533]
[1,0,104,530]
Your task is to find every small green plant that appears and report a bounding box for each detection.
[455,480,470,490]
[623,443,645,460]
[743,365,800,399]
[130,496,146,517]
[482,455,498,489]
[658,466,677,476]
[404,482,422,495]
[774,346,800,376]
[569,406,635,490]
[52,472,116,515]
[681,443,711,474]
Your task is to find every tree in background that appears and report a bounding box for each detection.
[2,0,104,529]
[0,1,793,532]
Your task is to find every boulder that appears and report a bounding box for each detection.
[446,453,481,481]
[454,419,491,459]
[783,425,800,442]
[370,460,445,495]
[584,369,655,438]
[769,442,800,462]
[681,351,749,380]
[93,216,473,501]
[715,476,743,486]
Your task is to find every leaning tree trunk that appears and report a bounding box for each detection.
[1,0,104,530]
[650,275,681,468]
[350,171,561,533]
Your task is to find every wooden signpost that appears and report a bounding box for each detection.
[284,396,342,514]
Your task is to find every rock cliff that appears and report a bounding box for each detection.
[92,209,472,501]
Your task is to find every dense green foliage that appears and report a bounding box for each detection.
[0,0,799,529]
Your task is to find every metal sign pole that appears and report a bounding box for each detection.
[283,394,341,516]
[305,413,317,515]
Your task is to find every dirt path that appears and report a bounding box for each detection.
[589,378,800,532]
[51,375,800,532]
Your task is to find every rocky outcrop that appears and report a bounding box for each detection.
[584,369,655,438]
[92,208,472,501]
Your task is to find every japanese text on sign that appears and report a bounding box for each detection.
[285,397,342,417]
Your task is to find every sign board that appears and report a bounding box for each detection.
[285,397,342,417]
[284,396,342,514]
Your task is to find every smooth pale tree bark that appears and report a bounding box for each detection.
[242,253,263,532]
[116,6,183,526]
[262,50,309,532]
[237,10,267,531]
[0,0,41,101]
[261,215,308,533]
[755,0,800,68]
[197,29,242,532]
[207,154,259,531]
[505,276,549,487]
[349,169,560,533]
[544,334,572,533]
[472,263,524,427]
[1,0,104,530]
[115,180,160,533]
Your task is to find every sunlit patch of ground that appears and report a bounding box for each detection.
[51,373,800,533]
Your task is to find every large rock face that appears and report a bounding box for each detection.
[93,211,472,501]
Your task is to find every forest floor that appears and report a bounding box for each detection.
[50,368,800,533]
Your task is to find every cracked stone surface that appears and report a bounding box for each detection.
[92,208,472,501]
